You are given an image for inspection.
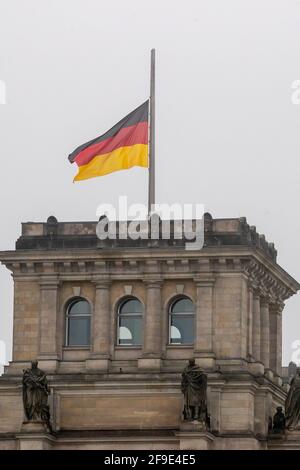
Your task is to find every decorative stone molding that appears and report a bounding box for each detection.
[92,278,111,288]
[142,278,163,287]
[244,259,295,303]
[1,250,299,308]
[124,285,133,295]
[176,284,185,294]
[193,276,215,287]
[93,261,107,272]
[38,277,60,289]
[72,286,81,297]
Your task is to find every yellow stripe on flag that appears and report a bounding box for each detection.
[74,144,148,181]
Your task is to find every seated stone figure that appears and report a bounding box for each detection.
[272,407,286,434]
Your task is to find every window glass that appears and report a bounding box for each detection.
[66,298,91,346]
[170,297,194,345]
[69,300,90,315]
[118,298,143,346]
[68,317,91,346]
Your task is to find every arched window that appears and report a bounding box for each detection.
[117,298,143,346]
[169,297,195,345]
[66,298,91,346]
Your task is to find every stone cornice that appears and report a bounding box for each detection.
[1,247,298,298]
[244,259,296,302]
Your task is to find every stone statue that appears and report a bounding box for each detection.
[268,416,273,434]
[181,359,208,426]
[288,361,297,380]
[272,407,286,434]
[285,369,300,430]
[22,361,51,431]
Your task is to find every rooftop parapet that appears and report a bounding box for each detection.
[15,213,278,261]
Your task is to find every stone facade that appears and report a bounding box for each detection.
[0,214,299,450]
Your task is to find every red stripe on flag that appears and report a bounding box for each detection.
[74,121,148,167]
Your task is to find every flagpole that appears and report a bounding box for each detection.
[148,48,155,215]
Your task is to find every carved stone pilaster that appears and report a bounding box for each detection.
[252,289,261,362]
[86,279,111,372]
[138,279,162,371]
[269,301,284,376]
[38,277,60,372]
[193,277,215,369]
[260,297,270,369]
[247,284,254,359]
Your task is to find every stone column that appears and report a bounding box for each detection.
[247,286,253,358]
[252,291,261,362]
[38,278,60,372]
[138,280,162,370]
[269,304,277,373]
[194,278,215,369]
[86,280,111,372]
[260,297,270,369]
[275,304,283,377]
[269,302,283,377]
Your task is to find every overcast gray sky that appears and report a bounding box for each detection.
[0,0,299,368]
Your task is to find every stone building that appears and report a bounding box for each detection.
[0,213,299,450]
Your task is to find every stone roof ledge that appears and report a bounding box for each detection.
[15,213,278,262]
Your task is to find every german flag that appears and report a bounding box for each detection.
[69,101,149,181]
